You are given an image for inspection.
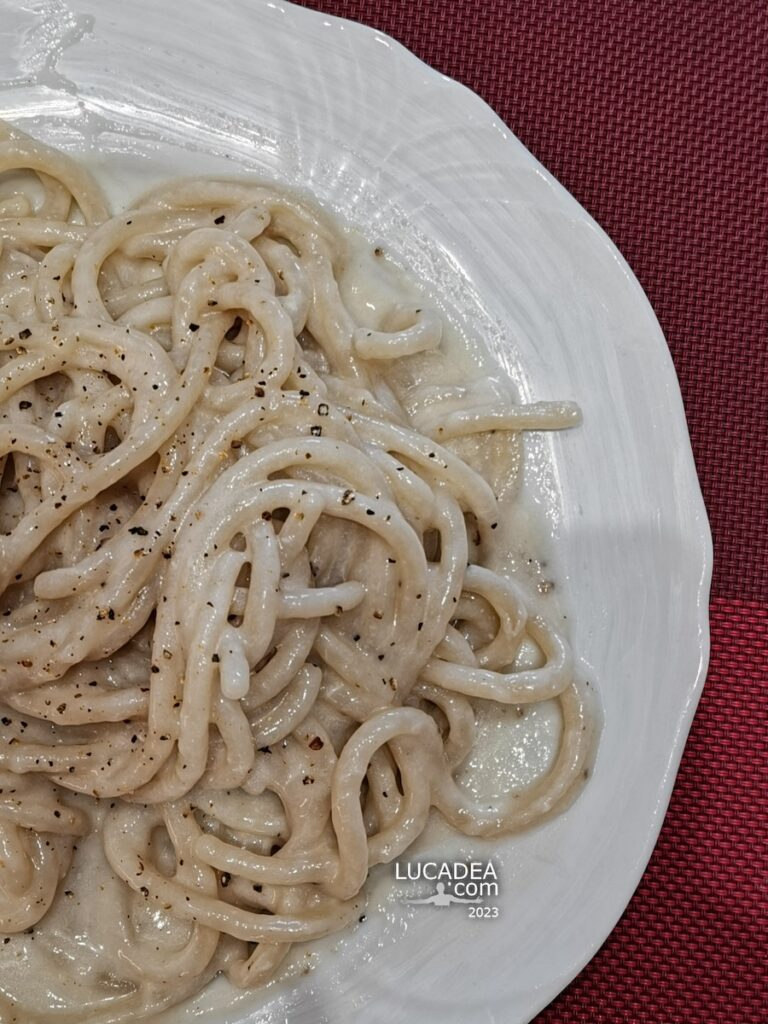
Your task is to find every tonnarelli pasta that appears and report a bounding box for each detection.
[0,121,594,1022]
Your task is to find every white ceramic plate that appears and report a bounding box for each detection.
[0,1,712,1022]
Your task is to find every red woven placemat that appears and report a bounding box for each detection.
[298,2,767,1021]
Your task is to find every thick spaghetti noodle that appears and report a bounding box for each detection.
[0,121,594,1022]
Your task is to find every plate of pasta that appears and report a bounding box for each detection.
[0,2,711,1023]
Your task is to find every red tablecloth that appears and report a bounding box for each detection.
[300,2,766,1021]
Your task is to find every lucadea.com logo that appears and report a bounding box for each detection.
[394,859,500,918]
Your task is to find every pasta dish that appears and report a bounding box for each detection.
[0,121,594,1022]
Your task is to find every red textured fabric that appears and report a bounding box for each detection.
[296,2,767,1021]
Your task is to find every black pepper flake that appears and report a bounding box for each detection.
[310,425,322,436]
[19,328,31,340]
[188,323,200,332]
[18,400,32,410]
[129,526,148,536]
[212,653,220,663]
[318,403,329,416]
[214,214,226,224]
[308,736,324,750]
[225,316,243,341]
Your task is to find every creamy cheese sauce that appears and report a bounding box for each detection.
[0,130,593,1024]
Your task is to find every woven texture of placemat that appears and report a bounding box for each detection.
[298,2,767,1021]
